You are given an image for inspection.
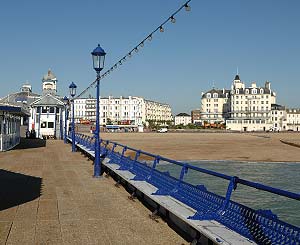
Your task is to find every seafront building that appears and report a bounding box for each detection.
[286,108,300,131]
[74,96,172,126]
[198,74,300,131]
[174,113,192,126]
[200,88,231,124]
[191,109,201,124]
[226,75,276,131]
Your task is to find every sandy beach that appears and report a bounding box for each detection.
[94,131,300,162]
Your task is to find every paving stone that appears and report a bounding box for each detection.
[37,200,59,221]
[0,139,187,244]
[35,220,63,244]
[0,221,12,244]
[6,220,36,245]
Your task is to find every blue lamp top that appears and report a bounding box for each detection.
[63,96,68,102]
[91,44,106,56]
[69,82,77,89]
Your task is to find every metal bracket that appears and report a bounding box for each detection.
[114,179,121,188]
[128,190,137,201]
[149,209,160,222]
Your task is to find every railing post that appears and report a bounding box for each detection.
[148,155,160,180]
[218,176,238,215]
[175,163,189,191]
[119,146,127,165]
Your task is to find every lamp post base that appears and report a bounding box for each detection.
[93,175,103,179]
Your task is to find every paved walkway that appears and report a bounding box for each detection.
[0,139,187,245]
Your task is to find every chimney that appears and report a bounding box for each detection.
[265,81,271,90]
[222,88,225,94]
[251,81,257,88]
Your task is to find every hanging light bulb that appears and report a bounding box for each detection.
[140,42,144,48]
[135,47,139,53]
[114,64,117,68]
[128,52,132,58]
[119,61,122,65]
[185,4,191,11]
[148,35,152,41]
[170,16,176,23]
[159,26,164,32]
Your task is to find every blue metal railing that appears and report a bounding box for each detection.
[72,133,300,244]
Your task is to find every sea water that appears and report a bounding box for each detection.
[157,161,300,227]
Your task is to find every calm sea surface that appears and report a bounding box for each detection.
[157,161,300,227]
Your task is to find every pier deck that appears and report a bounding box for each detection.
[0,139,187,244]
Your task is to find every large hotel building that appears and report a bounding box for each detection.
[200,74,299,131]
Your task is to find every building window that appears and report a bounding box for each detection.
[206,93,211,98]
[48,122,54,128]
[245,89,249,94]
[42,107,48,113]
[252,89,257,94]
[213,93,218,98]
[41,122,47,128]
[260,89,264,94]
[236,89,239,94]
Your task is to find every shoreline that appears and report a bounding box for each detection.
[77,126,300,162]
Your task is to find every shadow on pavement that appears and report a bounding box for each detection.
[0,169,42,211]
[13,137,46,150]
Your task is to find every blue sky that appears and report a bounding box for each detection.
[0,0,299,114]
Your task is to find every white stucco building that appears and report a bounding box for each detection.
[75,96,172,126]
[286,108,300,131]
[27,70,67,139]
[174,113,191,126]
[226,75,276,131]
[74,98,87,123]
[200,88,231,124]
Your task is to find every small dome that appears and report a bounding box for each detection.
[43,69,56,81]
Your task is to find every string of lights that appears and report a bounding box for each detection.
[76,0,192,99]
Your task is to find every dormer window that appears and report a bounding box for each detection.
[236,89,239,94]
[213,93,218,98]
[245,89,249,94]
[260,89,264,94]
[206,93,211,98]
[252,89,257,94]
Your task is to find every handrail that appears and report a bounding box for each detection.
[72,133,300,202]
[104,139,300,201]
